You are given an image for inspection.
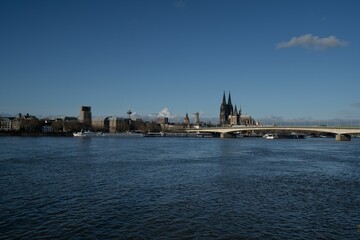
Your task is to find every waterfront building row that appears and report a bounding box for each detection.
[1,113,193,134]
[2,92,259,133]
[0,117,20,131]
[0,115,81,133]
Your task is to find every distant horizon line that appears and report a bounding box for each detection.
[1,112,359,126]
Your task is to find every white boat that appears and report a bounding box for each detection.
[263,133,277,139]
[73,130,144,138]
[73,130,102,137]
[263,133,306,139]
[101,131,144,137]
[145,132,165,137]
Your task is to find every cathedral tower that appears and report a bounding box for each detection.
[219,91,228,125]
[220,92,241,126]
[227,92,233,116]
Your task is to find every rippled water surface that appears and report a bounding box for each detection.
[1,137,360,239]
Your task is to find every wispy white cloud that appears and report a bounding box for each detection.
[276,34,349,50]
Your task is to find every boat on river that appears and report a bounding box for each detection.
[101,131,144,137]
[263,133,306,140]
[73,130,144,137]
[73,130,102,137]
[263,133,276,139]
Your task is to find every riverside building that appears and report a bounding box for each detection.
[79,106,92,128]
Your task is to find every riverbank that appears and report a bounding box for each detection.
[0,132,73,137]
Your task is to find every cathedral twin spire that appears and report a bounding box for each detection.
[220,91,241,126]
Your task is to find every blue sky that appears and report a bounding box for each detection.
[1,0,360,122]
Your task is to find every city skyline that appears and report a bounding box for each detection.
[1,0,360,121]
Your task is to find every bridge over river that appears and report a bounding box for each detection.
[187,125,360,141]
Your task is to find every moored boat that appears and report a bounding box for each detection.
[73,130,144,137]
[263,133,277,139]
[101,131,144,137]
[263,133,306,139]
[73,130,102,137]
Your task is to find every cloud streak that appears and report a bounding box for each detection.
[276,34,349,50]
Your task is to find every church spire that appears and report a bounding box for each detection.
[222,91,226,105]
[227,91,232,106]
[234,105,238,114]
[227,91,233,115]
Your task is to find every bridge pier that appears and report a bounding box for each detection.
[336,134,351,141]
[220,132,235,138]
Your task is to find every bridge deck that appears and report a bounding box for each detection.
[187,126,360,135]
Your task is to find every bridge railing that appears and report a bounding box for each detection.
[258,119,360,128]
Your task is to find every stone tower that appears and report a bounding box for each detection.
[219,92,228,125]
[220,92,241,126]
[183,113,190,127]
[194,112,200,126]
[229,105,240,126]
[79,106,92,129]
[227,92,233,116]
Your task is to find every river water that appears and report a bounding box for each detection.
[0,136,359,239]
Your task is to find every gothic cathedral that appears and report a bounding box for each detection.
[219,92,241,126]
